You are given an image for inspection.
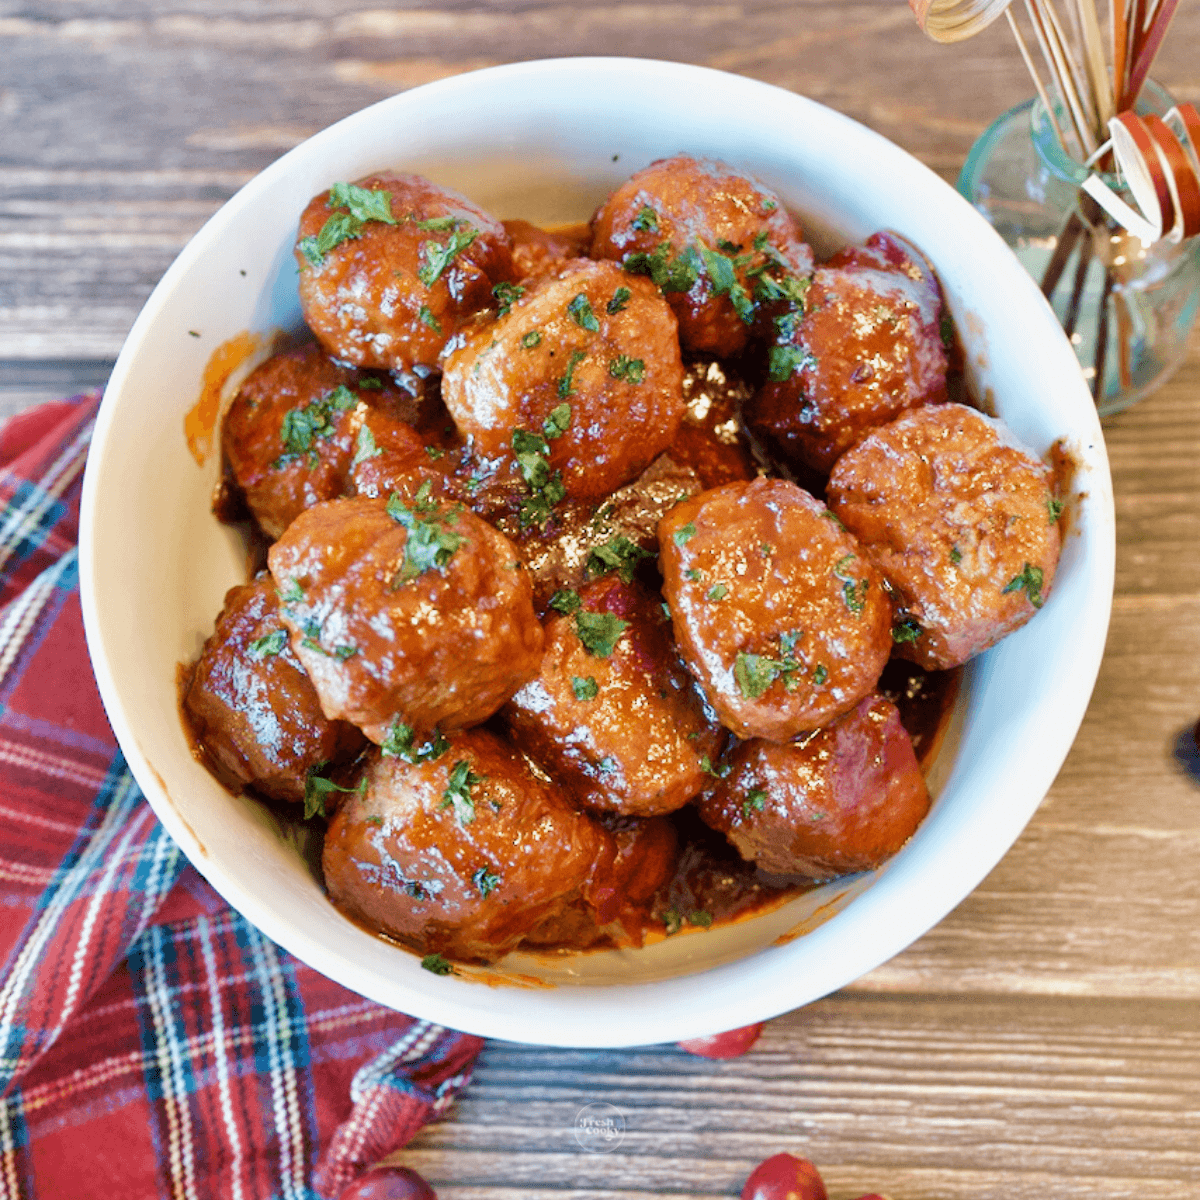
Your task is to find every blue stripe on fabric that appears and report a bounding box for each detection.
[0,551,79,710]
[0,709,115,758]
[0,478,67,585]
[0,1084,33,1197]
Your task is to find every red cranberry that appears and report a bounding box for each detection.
[741,1153,828,1200]
[338,1166,437,1200]
[678,1021,765,1059]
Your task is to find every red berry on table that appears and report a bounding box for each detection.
[338,1166,437,1200]
[741,1152,828,1200]
[678,1021,765,1058]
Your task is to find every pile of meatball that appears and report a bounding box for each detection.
[183,154,1063,967]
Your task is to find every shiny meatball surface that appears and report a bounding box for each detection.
[296,172,512,373]
[504,577,723,816]
[221,343,420,540]
[183,574,363,804]
[827,403,1061,670]
[266,495,543,742]
[697,694,930,878]
[322,729,615,962]
[746,232,948,475]
[658,477,892,741]
[590,154,813,356]
[441,258,685,503]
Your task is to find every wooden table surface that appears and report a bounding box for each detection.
[4,4,1199,1198]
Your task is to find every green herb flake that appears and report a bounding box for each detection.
[689,910,713,928]
[661,907,684,936]
[833,554,869,616]
[571,675,599,701]
[364,814,384,828]
[622,240,700,294]
[386,491,465,584]
[417,225,479,288]
[473,867,502,898]
[574,610,629,658]
[631,205,659,232]
[891,619,922,645]
[1047,496,1064,523]
[440,759,485,826]
[521,330,543,349]
[380,720,449,764]
[586,535,654,583]
[767,344,816,382]
[492,281,525,315]
[1002,562,1045,609]
[607,355,645,384]
[542,402,572,440]
[418,304,442,333]
[276,578,304,605]
[302,766,364,821]
[549,588,582,615]
[424,445,445,460]
[673,522,697,547]
[298,183,398,268]
[705,583,728,601]
[699,755,731,779]
[697,242,755,324]
[248,629,288,660]
[812,663,828,685]
[511,428,565,529]
[421,953,455,976]
[275,385,359,465]
[352,425,383,465]
[606,286,632,314]
[949,545,963,564]
[597,756,618,775]
[686,568,703,582]
[761,197,778,213]
[734,652,782,700]
[567,292,600,332]
[743,788,767,819]
[557,349,587,399]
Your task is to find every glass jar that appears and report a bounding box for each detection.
[958,81,1200,416]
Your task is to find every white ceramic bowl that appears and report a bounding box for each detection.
[80,58,1114,1048]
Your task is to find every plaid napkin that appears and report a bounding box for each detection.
[0,393,484,1200]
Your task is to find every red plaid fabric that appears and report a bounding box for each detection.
[0,394,484,1200]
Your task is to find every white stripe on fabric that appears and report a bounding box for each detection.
[0,420,92,579]
[196,915,247,1200]
[0,766,142,1079]
[0,1096,21,1200]
[144,925,200,1200]
[0,549,73,689]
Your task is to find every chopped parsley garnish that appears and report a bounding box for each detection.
[425,445,445,459]
[586,535,653,583]
[892,618,922,644]
[767,344,816,382]
[473,867,502,898]
[512,428,566,529]
[622,240,700,294]
[761,197,778,213]
[1003,562,1045,608]
[417,225,478,288]
[734,652,779,700]
[302,765,364,821]
[705,583,728,601]
[557,350,587,399]
[549,588,582,615]
[697,242,754,324]
[413,214,459,231]
[659,908,713,935]
[275,385,358,465]
[568,292,600,332]
[298,182,398,267]
[812,663,828,685]
[542,402,572,440]
[939,310,955,351]
[248,629,288,660]
[608,355,645,384]
[421,953,455,976]
[743,788,767,818]
[1047,497,1064,523]
[631,205,659,232]
[597,756,618,774]
[364,814,384,827]
[418,304,442,333]
[386,485,465,584]
[440,760,484,826]
[661,908,684,935]
[521,330,543,349]
[606,286,631,314]
[699,755,731,779]
[949,545,963,564]
[571,675,599,701]
[300,618,357,661]
[689,910,713,928]
[276,578,304,604]
[834,554,869,615]
[492,281,525,315]
[685,568,703,581]
[673,522,696,547]
[380,720,449,764]
[574,610,628,658]
[353,425,382,465]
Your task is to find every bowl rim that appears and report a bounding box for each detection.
[79,56,1116,1047]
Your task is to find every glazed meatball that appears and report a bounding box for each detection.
[266,495,543,743]
[697,694,930,878]
[504,577,723,817]
[221,343,422,539]
[827,403,1062,670]
[440,258,685,505]
[746,232,948,476]
[296,172,513,373]
[183,574,364,804]
[590,154,813,356]
[658,477,892,741]
[669,358,758,488]
[322,729,616,963]
[344,405,462,506]
[503,219,591,281]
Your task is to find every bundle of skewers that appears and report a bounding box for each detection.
[911,0,1200,400]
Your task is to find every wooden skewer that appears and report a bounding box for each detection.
[1040,209,1085,296]
[1007,8,1070,152]
[1062,226,1095,339]
[1092,266,1114,402]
